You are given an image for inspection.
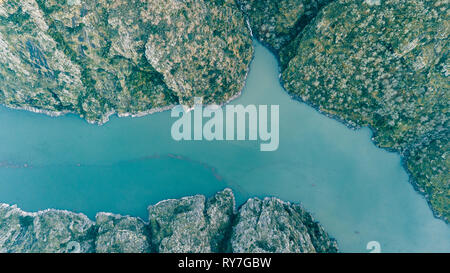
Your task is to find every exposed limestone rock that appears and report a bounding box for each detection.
[237,0,332,52]
[147,189,235,253]
[231,197,338,253]
[0,0,253,123]
[0,204,95,253]
[279,0,449,221]
[0,189,338,253]
[95,212,150,253]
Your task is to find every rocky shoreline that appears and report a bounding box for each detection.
[0,189,338,253]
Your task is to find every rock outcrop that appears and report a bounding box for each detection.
[95,212,150,253]
[0,0,252,123]
[0,189,338,253]
[231,197,338,253]
[0,0,446,229]
[237,0,332,52]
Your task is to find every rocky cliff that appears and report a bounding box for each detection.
[0,0,252,123]
[275,0,449,221]
[0,189,338,253]
[236,0,332,52]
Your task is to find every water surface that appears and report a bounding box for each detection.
[0,42,448,252]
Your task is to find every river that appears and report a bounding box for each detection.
[0,42,448,252]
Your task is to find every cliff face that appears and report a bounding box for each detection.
[0,0,252,123]
[0,189,338,253]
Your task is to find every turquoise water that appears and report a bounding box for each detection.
[0,42,449,252]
